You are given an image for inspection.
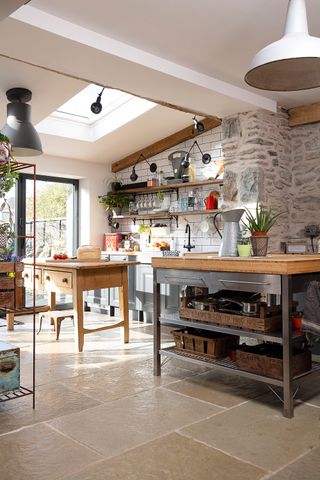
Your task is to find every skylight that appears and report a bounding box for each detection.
[36,84,156,142]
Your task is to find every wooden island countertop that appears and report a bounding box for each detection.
[152,254,320,275]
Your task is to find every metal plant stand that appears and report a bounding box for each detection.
[0,161,37,408]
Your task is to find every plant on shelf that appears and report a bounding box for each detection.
[242,203,284,256]
[98,192,130,216]
[138,224,151,235]
[110,174,123,192]
[156,191,165,203]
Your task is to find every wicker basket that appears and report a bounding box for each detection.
[235,344,312,380]
[171,328,239,359]
[179,307,282,333]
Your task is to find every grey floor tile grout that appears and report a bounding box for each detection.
[45,421,106,458]
[0,421,44,438]
[259,446,316,479]
[303,401,320,410]
[56,458,107,480]
[177,430,270,474]
[160,383,228,410]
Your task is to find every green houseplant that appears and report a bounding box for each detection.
[99,192,130,216]
[242,203,284,256]
[237,230,251,257]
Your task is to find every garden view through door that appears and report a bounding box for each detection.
[24,177,77,260]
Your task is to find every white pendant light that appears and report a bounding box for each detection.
[245,0,320,91]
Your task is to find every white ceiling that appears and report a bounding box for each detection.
[0,0,319,164]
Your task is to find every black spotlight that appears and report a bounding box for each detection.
[130,165,138,182]
[91,88,104,114]
[192,115,204,133]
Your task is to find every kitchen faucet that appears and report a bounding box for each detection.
[183,224,195,252]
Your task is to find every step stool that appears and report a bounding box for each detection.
[37,310,75,340]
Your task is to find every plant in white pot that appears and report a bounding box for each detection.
[99,192,130,216]
[242,203,283,256]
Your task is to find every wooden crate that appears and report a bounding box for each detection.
[235,344,312,380]
[0,262,24,311]
[179,307,282,333]
[171,328,239,359]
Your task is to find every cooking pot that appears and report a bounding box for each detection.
[219,297,260,315]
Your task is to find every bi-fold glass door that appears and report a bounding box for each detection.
[16,174,79,307]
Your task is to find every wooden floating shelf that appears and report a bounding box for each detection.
[109,179,223,195]
[113,209,221,220]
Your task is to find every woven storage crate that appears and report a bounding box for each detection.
[171,328,239,359]
[235,344,312,380]
[179,307,282,333]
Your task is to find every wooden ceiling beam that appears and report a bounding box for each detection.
[111,116,221,173]
[288,102,320,127]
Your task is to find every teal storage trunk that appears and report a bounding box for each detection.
[0,341,20,394]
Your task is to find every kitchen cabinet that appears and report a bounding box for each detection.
[152,255,320,418]
[135,264,180,319]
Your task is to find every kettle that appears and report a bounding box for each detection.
[213,209,245,257]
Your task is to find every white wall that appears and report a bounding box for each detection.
[23,153,110,248]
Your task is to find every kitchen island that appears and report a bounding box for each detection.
[24,260,138,352]
[152,254,320,417]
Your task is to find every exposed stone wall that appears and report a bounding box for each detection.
[221,109,292,251]
[290,123,320,239]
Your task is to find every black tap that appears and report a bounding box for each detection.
[183,224,195,252]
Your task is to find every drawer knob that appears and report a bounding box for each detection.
[46,276,50,281]
[35,274,39,279]
[62,278,68,283]
[24,273,29,278]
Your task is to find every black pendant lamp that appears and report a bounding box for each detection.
[1,88,43,156]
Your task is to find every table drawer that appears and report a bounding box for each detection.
[22,267,43,288]
[22,266,33,288]
[44,270,73,289]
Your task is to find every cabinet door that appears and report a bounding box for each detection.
[136,264,180,315]
[161,283,181,315]
[136,264,153,312]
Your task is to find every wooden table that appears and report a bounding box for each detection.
[152,254,320,418]
[23,260,138,352]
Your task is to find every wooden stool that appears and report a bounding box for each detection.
[37,310,75,340]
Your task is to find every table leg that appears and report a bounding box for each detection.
[49,291,56,310]
[282,275,293,418]
[119,271,129,343]
[73,287,84,352]
[6,312,14,331]
[153,269,161,376]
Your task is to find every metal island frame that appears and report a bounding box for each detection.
[152,254,320,418]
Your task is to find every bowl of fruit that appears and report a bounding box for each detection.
[52,253,69,261]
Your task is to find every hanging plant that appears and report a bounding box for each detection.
[0,134,13,164]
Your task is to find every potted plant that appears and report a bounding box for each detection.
[242,203,284,256]
[99,192,130,216]
[237,230,251,257]
[0,134,13,164]
[110,175,123,192]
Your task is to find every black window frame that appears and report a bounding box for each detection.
[16,173,79,258]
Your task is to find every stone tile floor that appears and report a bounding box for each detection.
[0,312,320,479]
